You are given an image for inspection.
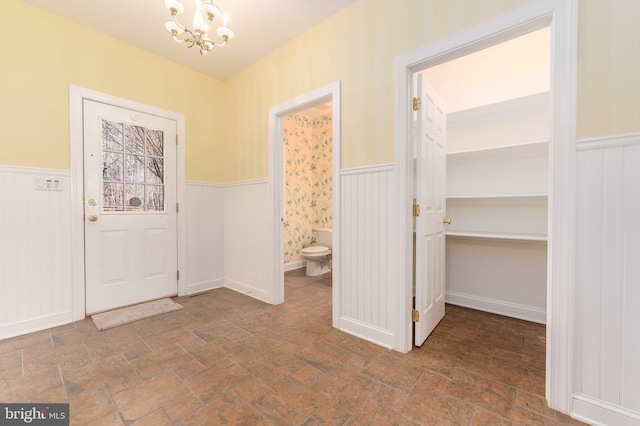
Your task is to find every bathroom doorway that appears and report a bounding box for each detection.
[282,104,333,274]
[268,81,341,328]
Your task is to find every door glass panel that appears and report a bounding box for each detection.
[103,152,124,181]
[146,129,164,157]
[102,121,123,151]
[126,184,145,211]
[126,155,145,183]
[146,157,164,185]
[103,182,124,211]
[147,185,164,212]
[101,118,165,212]
[125,124,145,155]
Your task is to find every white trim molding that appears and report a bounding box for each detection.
[394,0,577,414]
[340,163,395,176]
[185,180,225,188]
[224,278,270,303]
[446,291,546,324]
[0,312,73,341]
[576,132,640,151]
[284,260,306,272]
[572,394,640,426]
[69,85,187,321]
[338,317,395,350]
[224,178,269,188]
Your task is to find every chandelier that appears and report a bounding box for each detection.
[164,0,234,55]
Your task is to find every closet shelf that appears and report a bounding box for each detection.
[446,194,547,204]
[445,231,547,242]
[447,140,548,164]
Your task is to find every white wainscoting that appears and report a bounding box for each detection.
[223,179,271,302]
[338,164,396,348]
[0,166,73,339]
[185,181,225,294]
[573,133,640,425]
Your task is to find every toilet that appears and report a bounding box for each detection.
[300,228,332,276]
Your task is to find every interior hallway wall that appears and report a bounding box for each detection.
[283,113,333,265]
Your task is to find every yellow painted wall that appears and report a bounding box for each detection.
[2,0,640,182]
[577,0,640,138]
[0,1,227,182]
[224,0,535,181]
[224,0,640,181]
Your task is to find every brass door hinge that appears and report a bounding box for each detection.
[177,270,180,280]
[412,309,420,322]
[412,97,421,111]
[176,202,179,213]
[412,203,420,217]
[176,135,179,145]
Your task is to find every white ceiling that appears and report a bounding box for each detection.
[21,0,549,105]
[21,0,356,81]
[423,27,550,112]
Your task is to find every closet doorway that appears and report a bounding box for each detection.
[397,0,577,412]
[412,27,551,346]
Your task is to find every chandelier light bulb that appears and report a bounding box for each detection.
[164,0,184,15]
[192,0,205,32]
[165,20,184,36]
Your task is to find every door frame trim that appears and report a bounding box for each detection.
[394,0,577,413]
[69,85,187,320]
[268,81,341,326]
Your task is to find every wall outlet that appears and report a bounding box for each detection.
[35,176,63,191]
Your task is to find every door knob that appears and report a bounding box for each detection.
[442,218,452,225]
[88,198,97,206]
[88,214,99,222]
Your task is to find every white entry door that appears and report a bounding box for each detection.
[83,100,178,314]
[414,72,447,346]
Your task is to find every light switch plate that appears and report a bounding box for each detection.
[35,176,63,191]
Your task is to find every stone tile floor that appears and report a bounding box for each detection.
[0,269,586,425]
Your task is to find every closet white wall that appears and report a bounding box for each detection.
[444,92,550,323]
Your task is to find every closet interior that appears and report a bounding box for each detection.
[444,92,549,323]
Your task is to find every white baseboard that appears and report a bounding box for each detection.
[0,311,73,340]
[338,316,395,349]
[284,260,306,272]
[224,279,270,304]
[572,393,640,426]
[445,291,546,324]
[186,278,225,295]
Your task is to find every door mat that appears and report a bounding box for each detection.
[91,298,183,331]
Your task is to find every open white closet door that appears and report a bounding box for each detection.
[413,72,448,347]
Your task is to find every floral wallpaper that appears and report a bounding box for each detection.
[283,112,332,264]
